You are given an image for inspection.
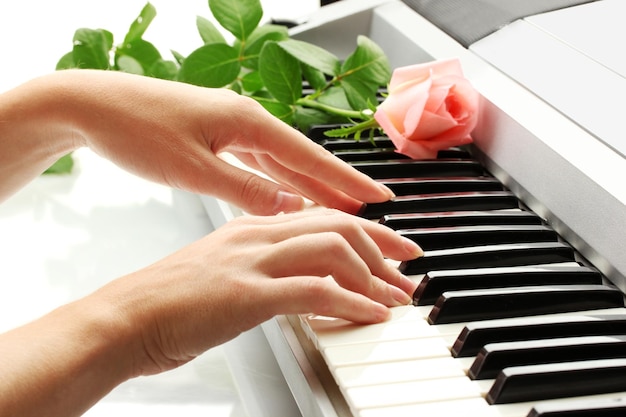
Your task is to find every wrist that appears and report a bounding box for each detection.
[0,70,86,155]
[0,71,86,200]
[0,294,136,417]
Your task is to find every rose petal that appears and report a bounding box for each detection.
[428,58,464,79]
[388,64,432,91]
[423,82,452,115]
[447,79,480,122]
[396,133,474,160]
[376,79,430,135]
[401,82,432,135]
[412,110,458,140]
[374,107,404,144]
[394,138,439,160]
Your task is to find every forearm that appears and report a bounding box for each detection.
[0,294,136,417]
[0,72,86,201]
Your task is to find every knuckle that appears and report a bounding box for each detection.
[224,214,253,232]
[321,209,357,227]
[308,145,339,174]
[330,216,366,241]
[221,216,265,245]
[238,176,267,206]
[322,231,350,254]
[239,95,270,121]
[318,208,343,218]
[304,280,335,315]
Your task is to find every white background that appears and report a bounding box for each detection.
[0,0,320,92]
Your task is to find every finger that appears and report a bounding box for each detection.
[233,151,366,214]
[265,211,421,295]
[257,232,412,307]
[246,209,423,261]
[201,154,305,215]
[228,110,395,203]
[275,215,403,281]
[262,276,392,324]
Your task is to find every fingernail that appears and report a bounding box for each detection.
[274,190,304,214]
[403,237,424,258]
[400,273,418,295]
[378,182,396,199]
[370,301,391,322]
[390,285,412,306]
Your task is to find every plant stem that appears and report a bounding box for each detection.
[296,98,365,120]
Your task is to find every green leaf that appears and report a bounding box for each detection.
[337,36,390,111]
[56,52,75,70]
[116,55,144,75]
[230,80,243,94]
[241,24,289,70]
[294,106,346,134]
[209,0,263,41]
[43,153,74,175]
[148,59,179,80]
[302,64,328,91]
[341,35,391,85]
[179,43,240,87]
[115,38,161,72]
[341,76,379,112]
[123,2,157,43]
[317,86,352,110]
[196,16,227,44]
[254,97,294,124]
[241,70,264,92]
[72,28,113,70]
[171,49,185,66]
[277,39,340,76]
[259,41,301,104]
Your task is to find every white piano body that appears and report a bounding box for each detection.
[200,0,626,415]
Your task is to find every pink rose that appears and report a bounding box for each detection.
[374,58,479,159]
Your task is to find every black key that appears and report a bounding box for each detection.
[487,358,626,404]
[332,148,409,162]
[400,224,558,251]
[359,191,519,219]
[436,148,472,158]
[380,210,542,230]
[470,335,626,379]
[320,138,394,151]
[379,176,504,196]
[351,159,485,179]
[428,284,624,325]
[414,265,601,305]
[528,396,626,417]
[399,242,576,276]
[452,314,626,358]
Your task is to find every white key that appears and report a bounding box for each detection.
[334,356,474,388]
[344,358,626,415]
[322,337,451,368]
[345,376,492,409]
[359,398,504,417]
[358,391,626,417]
[304,306,462,349]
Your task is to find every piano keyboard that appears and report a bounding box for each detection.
[294,126,626,417]
[197,2,626,416]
